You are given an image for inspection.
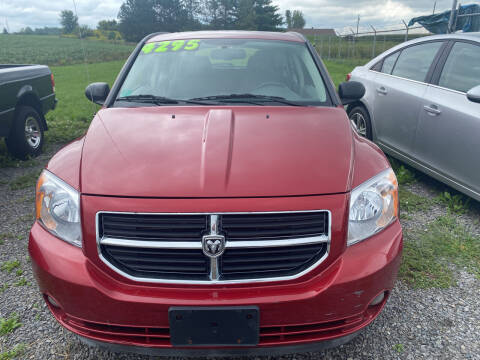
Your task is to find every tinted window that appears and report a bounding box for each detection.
[381,52,400,74]
[118,39,328,104]
[439,42,480,93]
[392,42,442,82]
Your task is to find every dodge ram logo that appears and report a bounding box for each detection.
[202,235,226,258]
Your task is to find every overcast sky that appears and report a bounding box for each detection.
[0,0,459,34]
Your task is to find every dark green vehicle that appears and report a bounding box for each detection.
[0,65,56,158]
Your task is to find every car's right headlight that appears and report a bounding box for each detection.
[35,170,82,247]
[347,168,398,246]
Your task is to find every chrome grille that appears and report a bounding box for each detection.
[97,211,330,284]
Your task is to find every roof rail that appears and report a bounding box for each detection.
[286,31,307,42]
[142,32,169,43]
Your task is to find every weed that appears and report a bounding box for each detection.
[436,191,471,214]
[399,188,433,213]
[389,157,416,185]
[0,344,26,360]
[0,313,22,336]
[393,343,404,353]
[0,284,8,294]
[14,278,29,287]
[9,170,41,190]
[400,215,480,288]
[0,233,13,245]
[1,260,20,273]
[15,269,23,277]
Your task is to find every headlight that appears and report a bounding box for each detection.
[348,168,398,246]
[35,170,82,247]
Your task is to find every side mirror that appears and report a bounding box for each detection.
[85,82,110,105]
[338,81,365,105]
[466,85,480,103]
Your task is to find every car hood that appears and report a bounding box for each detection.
[81,106,353,197]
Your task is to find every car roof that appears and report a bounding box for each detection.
[147,30,306,43]
[364,32,480,68]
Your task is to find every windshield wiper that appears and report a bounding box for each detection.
[116,95,213,105]
[116,95,178,104]
[189,94,304,106]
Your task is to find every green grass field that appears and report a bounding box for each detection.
[0,34,134,66]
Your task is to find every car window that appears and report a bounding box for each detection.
[370,61,382,72]
[118,39,328,105]
[391,42,443,82]
[381,52,400,74]
[438,42,480,93]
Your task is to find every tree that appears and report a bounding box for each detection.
[21,26,34,35]
[60,10,79,34]
[76,25,94,38]
[2,28,8,35]
[97,19,119,31]
[253,0,282,31]
[183,0,202,29]
[291,10,305,29]
[233,0,256,30]
[118,0,199,41]
[118,0,158,42]
[285,10,292,29]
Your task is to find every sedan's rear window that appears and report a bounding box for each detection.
[118,39,328,105]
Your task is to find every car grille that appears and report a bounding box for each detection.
[221,212,329,240]
[220,243,327,280]
[101,213,206,242]
[97,211,330,283]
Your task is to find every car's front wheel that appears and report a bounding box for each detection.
[6,106,44,159]
[348,106,372,140]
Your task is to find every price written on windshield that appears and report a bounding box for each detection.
[141,39,200,54]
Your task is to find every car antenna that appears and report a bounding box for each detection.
[71,0,96,120]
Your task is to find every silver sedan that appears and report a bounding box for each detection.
[348,33,480,201]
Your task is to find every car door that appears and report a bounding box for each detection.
[371,41,444,156]
[414,40,480,197]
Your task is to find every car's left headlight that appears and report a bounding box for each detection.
[348,168,398,246]
[35,170,82,247]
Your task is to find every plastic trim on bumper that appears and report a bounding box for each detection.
[77,329,362,357]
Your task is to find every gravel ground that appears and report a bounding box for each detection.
[1,145,479,360]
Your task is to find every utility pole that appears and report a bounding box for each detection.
[354,16,360,58]
[433,1,437,14]
[447,0,458,33]
[402,20,409,42]
[371,25,377,58]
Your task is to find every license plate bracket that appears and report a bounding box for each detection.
[169,306,259,347]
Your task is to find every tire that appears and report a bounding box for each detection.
[5,106,44,159]
[348,106,372,140]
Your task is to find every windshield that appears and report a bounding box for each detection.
[117,38,329,106]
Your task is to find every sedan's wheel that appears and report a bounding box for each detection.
[5,106,44,159]
[348,106,372,140]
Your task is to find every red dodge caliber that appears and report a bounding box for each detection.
[30,31,402,356]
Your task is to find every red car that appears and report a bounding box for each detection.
[30,31,402,356]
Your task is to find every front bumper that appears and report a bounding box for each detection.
[29,219,402,355]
